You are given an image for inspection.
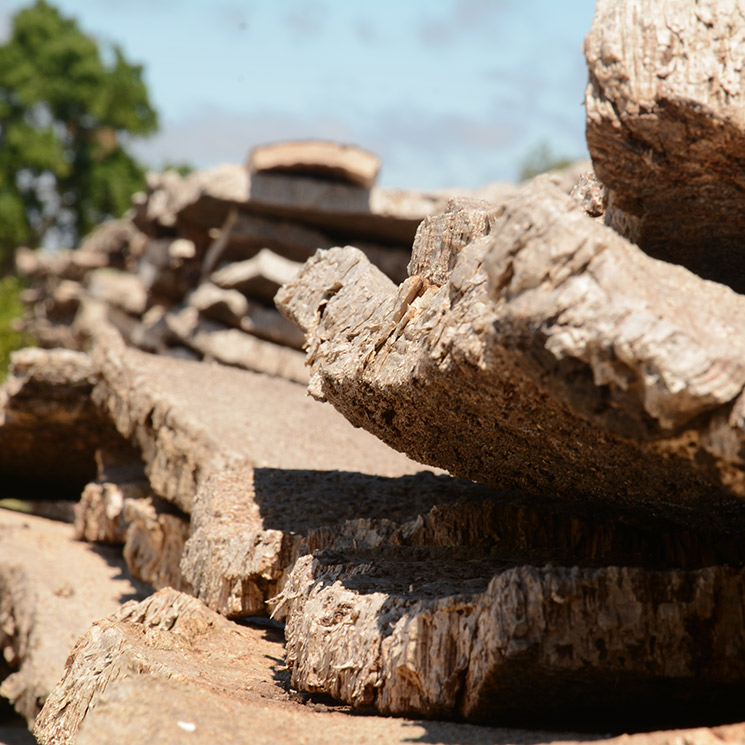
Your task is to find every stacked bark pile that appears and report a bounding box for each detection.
[270,0,745,734]
[3,2,745,743]
[17,141,517,386]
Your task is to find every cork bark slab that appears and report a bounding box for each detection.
[0,511,149,725]
[248,140,381,189]
[281,550,745,729]
[31,586,745,745]
[276,178,745,533]
[132,163,463,247]
[90,326,424,515]
[181,468,500,618]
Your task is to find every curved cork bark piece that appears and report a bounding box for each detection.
[248,140,381,189]
[276,178,745,534]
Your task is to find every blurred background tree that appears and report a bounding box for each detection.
[0,0,158,272]
[519,141,574,182]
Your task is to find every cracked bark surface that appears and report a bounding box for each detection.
[87,324,444,613]
[0,511,149,726]
[280,551,745,729]
[276,177,745,533]
[30,585,745,745]
[181,468,498,618]
[276,481,745,725]
[585,0,745,292]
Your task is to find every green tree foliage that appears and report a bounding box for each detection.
[0,275,34,379]
[0,1,158,267]
[518,141,574,182]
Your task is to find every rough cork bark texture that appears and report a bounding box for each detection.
[122,497,190,591]
[90,326,423,515]
[585,0,745,292]
[33,588,288,745]
[85,323,445,614]
[0,511,149,725]
[280,553,745,729]
[276,177,745,533]
[31,585,745,745]
[275,486,745,725]
[181,468,499,618]
[0,348,125,497]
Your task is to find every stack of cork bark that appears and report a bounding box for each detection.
[17,140,517,385]
[3,2,745,744]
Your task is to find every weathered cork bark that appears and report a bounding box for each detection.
[32,585,745,745]
[0,348,125,497]
[281,552,745,728]
[0,511,149,725]
[90,326,423,515]
[122,497,190,591]
[276,177,745,533]
[34,588,281,745]
[248,140,382,189]
[181,468,498,618]
[585,0,745,291]
[132,163,463,247]
[276,485,745,725]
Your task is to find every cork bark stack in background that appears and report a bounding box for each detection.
[3,1,745,744]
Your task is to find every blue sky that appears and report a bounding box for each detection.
[1,0,597,189]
